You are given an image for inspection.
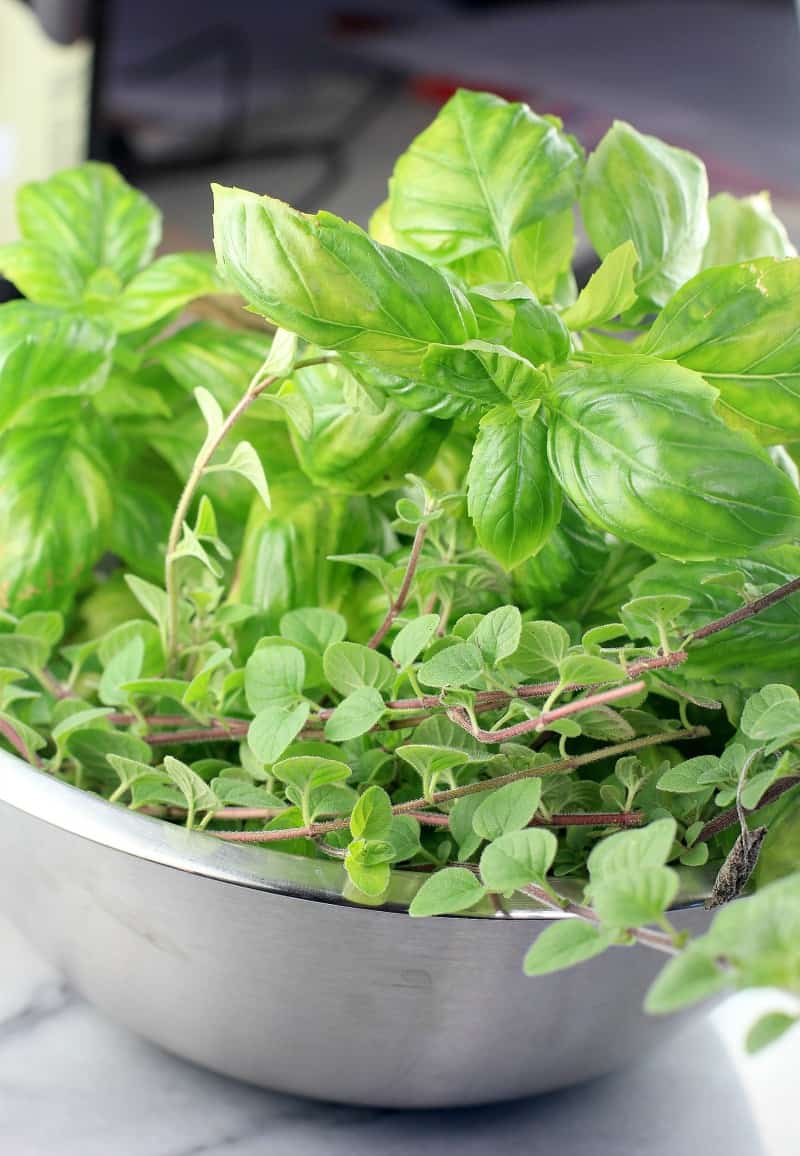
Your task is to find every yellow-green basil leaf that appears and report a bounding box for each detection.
[467,405,562,569]
[290,363,450,494]
[562,240,639,331]
[0,309,113,433]
[386,89,582,279]
[106,252,229,333]
[702,192,796,269]
[580,121,708,307]
[213,186,544,408]
[0,425,112,614]
[546,356,800,560]
[642,258,800,445]
[16,162,160,289]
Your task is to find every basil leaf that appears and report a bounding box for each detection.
[630,549,800,687]
[580,121,708,307]
[386,89,582,281]
[642,258,800,445]
[0,313,113,433]
[702,192,796,269]
[467,405,562,569]
[150,320,268,403]
[547,356,800,559]
[213,186,544,408]
[291,363,449,494]
[106,253,228,333]
[14,162,160,293]
[0,425,112,614]
[562,240,639,330]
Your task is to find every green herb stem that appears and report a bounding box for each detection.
[164,373,279,668]
[367,521,429,650]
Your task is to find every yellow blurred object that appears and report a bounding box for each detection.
[0,0,92,242]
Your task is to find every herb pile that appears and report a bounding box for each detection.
[1,90,799,1052]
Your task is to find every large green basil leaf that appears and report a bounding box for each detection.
[467,404,562,568]
[108,481,173,584]
[631,548,800,687]
[512,501,611,617]
[0,309,113,432]
[702,192,796,269]
[213,186,544,408]
[0,242,85,307]
[290,363,449,493]
[385,89,582,280]
[0,424,112,613]
[9,162,160,299]
[580,121,708,307]
[340,359,475,420]
[104,253,229,333]
[546,356,800,560]
[642,258,800,445]
[371,200,576,302]
[469,282,570,365]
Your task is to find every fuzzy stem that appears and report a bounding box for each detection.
[368,521,429,650]
[520,884,680,956]
[696,775,800,844]
[210,727,706,844]
[687,576,800,642]
[447,680,646,744]
[164,373,278,667]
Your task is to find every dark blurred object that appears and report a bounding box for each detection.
[92,1,447,207]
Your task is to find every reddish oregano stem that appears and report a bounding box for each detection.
[0,716,42,768]
[519,884,680,956]
[211,727,706,844]
[687,575,800,642]
[447,681,646,743]
[695,775,800,844]
[368,521,429,650]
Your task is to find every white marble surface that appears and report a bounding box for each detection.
[0,914,796,1156]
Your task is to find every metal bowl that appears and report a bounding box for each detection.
[0,751,715,1108]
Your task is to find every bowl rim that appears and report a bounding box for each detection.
[0,748,713,918]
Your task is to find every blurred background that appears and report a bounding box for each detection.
[1,0,799,279]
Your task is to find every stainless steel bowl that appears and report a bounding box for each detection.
[0,750,715,1108]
